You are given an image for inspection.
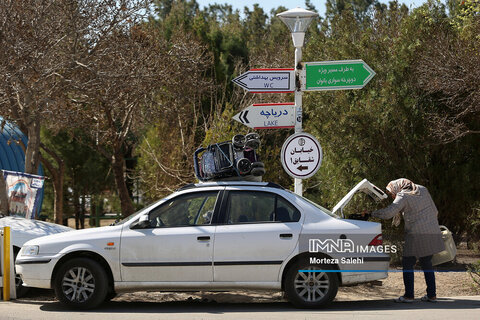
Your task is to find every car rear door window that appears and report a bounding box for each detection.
[225,191,300,224]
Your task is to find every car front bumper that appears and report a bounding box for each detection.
[16,256,58,289]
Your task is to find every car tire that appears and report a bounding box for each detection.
[284,260,339,308]
[54,257,108,310]
[104,290,117,302]
[13,248,30,298]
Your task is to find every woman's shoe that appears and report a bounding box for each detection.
[394,296,414,303]
[421,295,437,303]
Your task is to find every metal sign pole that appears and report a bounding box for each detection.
[294,47,303,196]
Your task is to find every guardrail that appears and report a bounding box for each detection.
[0,226,16,300]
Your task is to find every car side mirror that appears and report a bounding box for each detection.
[131,214,151,229]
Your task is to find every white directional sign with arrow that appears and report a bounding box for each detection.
[232,68,295,93]
[281,132,323,179]
[232,103,295,129]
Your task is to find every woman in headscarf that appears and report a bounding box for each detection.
[369,178,445,303]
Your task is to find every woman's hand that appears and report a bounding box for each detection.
[361,210,371,220]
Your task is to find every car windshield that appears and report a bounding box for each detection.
[112,197,169,226]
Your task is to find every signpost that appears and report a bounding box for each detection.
[231,8,376,196]
[301,60,376,91]
[232,69,295,93]
[281,133,322,179]
[232,103,295,129]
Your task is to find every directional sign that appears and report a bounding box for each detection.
[232,68,295,93]
[281,132,323,179]
[301,60,375,91]
[233,103,295,129]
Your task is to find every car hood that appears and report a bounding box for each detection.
[332,179,387,216]
[24,224,122,247]
[0,216,72,239]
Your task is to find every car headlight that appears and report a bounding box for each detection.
[21,245,39,256]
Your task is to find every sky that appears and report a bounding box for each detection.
[196,0,427,16]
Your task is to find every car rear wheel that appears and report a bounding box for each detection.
[54,257,108,309]
[284,261,339,308]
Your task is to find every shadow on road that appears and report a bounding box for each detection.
[15,297,478,314]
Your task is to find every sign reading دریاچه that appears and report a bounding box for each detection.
[232,69,295,93]
[281,132,322,179]
[232,103,295,129]
[301,60,375,91]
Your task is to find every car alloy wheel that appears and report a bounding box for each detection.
[294,267,330,302]
[54,257,108,309]
[61,266,96,303]
[285,260,339,308]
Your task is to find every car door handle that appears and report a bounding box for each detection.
[279,233,293,239]
[197,236,210,241]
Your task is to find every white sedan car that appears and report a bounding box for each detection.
[0,215,72,296]
[17,180,390,309]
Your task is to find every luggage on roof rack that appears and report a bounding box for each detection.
[193,134,265,182]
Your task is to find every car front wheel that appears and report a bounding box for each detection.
[54,257,108,309]
[284,260,339,308]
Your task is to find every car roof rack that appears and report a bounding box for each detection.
[176,181,285,192]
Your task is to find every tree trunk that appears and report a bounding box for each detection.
[89,195,95,227]
[80,193,86,229]
[125,145,135,199]
[42,160,64,225]
[112,150,135,218]
[25,118,41,174]
[40,145,65,225]
[0,170,9,215]
[52,162,65,225]
[73,182,80,229]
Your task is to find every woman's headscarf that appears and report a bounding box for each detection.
[386,178,420,227]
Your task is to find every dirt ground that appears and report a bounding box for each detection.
[19,243,480,304]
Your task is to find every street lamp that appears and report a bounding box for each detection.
[277,7,318,62]
[277,7,318,196]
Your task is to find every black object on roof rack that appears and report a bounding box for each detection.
[176,181,284,192]
[193,134,264,182]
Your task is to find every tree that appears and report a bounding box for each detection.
[297,1,480,238]
[41,129,114,228]
[0,0,75,222]
[0,0,153,221]
[0,0,71,174]
[72,25,211,217]
[325,0,379,22]
[414,1,480,143]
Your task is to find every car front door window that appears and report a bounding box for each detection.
[149,191,219,227]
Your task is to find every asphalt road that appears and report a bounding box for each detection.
[1,296,480,320]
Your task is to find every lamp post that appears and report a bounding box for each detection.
[277,8,318,196]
